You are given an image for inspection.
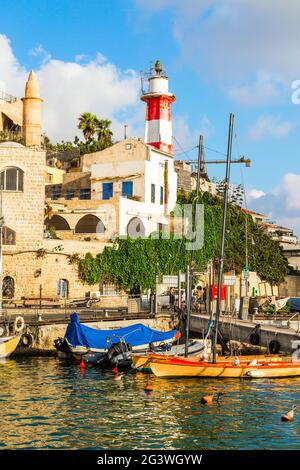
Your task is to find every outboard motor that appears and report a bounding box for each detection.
[54,337,70,353]
[102,341,132,368]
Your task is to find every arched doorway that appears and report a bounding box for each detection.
[3,276,15,299]
[75,215,105,234]
[127,217,146,238]
[45,215,70,231]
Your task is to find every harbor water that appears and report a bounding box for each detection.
[1,357,300,450]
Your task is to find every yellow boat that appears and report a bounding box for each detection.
[132,353,289,371]
[0,336,21,359]
[147,355,300,379]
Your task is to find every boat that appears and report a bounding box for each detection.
[85,339,207,369]
[132,340,208,370]
[0,336,21,359]
[54,313,180,366]
[147,354,300,378]
[132,115,300,380]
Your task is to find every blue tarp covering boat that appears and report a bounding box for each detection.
[65,313,177,350]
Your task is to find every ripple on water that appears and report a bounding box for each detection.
[1,357,300,449]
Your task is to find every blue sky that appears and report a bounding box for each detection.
[1,0,300,234]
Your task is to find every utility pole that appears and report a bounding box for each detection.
[184,264,190,357]
[212,113,235,363]
[185,135,204,357]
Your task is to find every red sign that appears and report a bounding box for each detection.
[210,284,226,301]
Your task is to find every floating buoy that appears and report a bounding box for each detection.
[281,406,296,422]
[113,366,118,375]
[79,359,86,369]
[201,392,224,404]
[144,383,154,392]
[201,395,214,404]
[114,373,124,381]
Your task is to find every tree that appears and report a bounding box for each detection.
[78,112,98,142]
[96,119,113,150]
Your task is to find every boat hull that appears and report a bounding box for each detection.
[0,336,21,359]
[148,356,300,379]
[132,341,207,370]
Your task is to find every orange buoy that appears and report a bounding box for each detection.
[201,395,214,404]
[114,373,124,381]
[281,406,296,422]
[144,383,154,392]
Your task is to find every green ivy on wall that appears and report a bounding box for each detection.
[78,191,289,291]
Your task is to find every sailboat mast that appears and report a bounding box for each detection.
[212,113,235,363]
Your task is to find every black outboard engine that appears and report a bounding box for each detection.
[54,337,70,353]
[102,341,132,368]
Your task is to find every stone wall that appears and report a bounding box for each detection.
[0,144,45,252]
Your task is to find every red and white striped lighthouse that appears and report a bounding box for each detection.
[141,60,175,154]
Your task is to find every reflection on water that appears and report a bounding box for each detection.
[0,357,300,449]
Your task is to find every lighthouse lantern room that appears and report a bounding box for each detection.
[141,60,175,154]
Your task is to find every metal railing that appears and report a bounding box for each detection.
[0,91,18,104]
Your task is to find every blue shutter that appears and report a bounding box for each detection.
[122,181,133,197]
[103,182,113,200]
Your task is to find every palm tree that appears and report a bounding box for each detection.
[78,112,98,142]
[96,119,113,149]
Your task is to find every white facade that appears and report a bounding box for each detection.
[84,139,178,238]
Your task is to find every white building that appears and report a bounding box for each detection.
[46,61,178,239]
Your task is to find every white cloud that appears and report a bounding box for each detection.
[250,173,300,236]
[0,34,27,95]
[227,73,282,106]
[0,34,142,142]
[29,44,51,64]
[172,114,214,156]
[135,0,300,105]
[247,188,266,202]
[246,115,293,141]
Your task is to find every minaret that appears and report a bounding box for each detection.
[22,70,43,147]
[141,60,175,154]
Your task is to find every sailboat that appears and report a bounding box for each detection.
[133,114,300,379]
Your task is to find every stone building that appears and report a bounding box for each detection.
[1,71,105,303]
[45,137,178,240]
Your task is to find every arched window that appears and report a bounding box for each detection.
[3,276,15,299]
[45,215,70,231]
[0,167,24,191]
[127,217,146,238]
[75,215,105,234]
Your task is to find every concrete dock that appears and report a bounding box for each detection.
[190,313,300,353]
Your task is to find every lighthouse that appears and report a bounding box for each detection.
[141,60,175,154]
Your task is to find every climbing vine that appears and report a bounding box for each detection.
[78,191,289,290]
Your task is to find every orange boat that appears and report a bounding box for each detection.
[146,355,300,379]
[132,353,291,372]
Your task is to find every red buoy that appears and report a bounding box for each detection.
[113,366,118,375]
[80,359,86,368]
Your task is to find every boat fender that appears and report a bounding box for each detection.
[269,340,281,354]
[249,332,260,346]
[247,370,266,378]
[13,316,25,334]
[20,333,33,348]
